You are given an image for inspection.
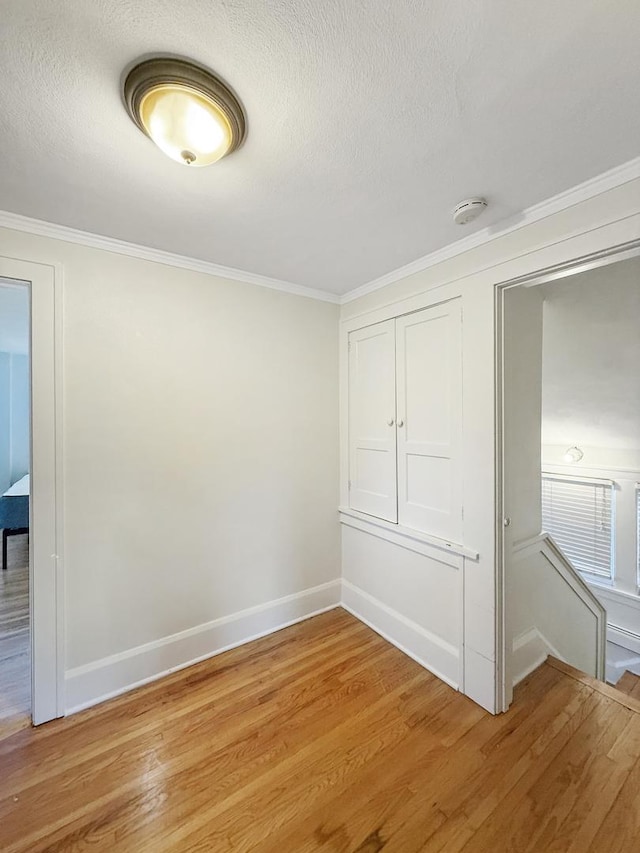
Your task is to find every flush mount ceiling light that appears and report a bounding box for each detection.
[563,446,584,463]
[123,57,246,167]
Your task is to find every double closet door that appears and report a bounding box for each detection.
[348,299,463,543]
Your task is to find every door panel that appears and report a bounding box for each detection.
[348,320,397,521]
[396,300,462,539]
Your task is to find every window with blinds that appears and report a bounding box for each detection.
[541,473,615,581]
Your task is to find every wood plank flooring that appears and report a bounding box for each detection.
[0,533,30,740]
[1,608,640,852]
[616,670,640,701]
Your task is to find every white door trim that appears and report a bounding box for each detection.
[494,238,640,713]
[0,256,64,724]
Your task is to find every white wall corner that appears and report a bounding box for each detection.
[340,578,460,692]
[463,646,498,714]
[512,627,562,688]
[65,579,341,715]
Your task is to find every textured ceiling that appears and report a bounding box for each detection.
[1,0,639,295]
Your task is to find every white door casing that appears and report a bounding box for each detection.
[348,319,397,522]
[0,257,63,724]
[396,300,463,541]
[500,284,543,707]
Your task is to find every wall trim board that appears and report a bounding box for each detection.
[590,583,640,611]
[341,579,460,691]
[541,456,640,482]
[512,628,563,687]
[608,624,640,656]
[341,155,640,304]
[65,579,341,715]
[338,507,473,565]
[0,210,341,306]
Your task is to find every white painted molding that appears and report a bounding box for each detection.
[511,532,607,682]
[341,579,460,690]
[589,583,640,610]
[65,579,341,714]
[0,210,341,305]
[341,155,640,304]
[608,624,640,657]
[3,157,639,309]
[543,461,640,480]
[338,507,476,564]
[512,628,563,687]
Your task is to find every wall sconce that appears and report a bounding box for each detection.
[563,446,584,463]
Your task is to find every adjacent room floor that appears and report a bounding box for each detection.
[1,608,639,852]
[0,532,29,740]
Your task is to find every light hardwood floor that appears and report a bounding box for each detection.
[0,533,30,740]
[616,670,640,701]
[2,608,640,852]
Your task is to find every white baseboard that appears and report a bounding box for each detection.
[512,627,562,687]
[608,623,640,656]
[341,579,460,690]
[65,579,341,714]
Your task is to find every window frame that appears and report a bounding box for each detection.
[541,471,616,585]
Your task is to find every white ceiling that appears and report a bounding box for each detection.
[0,280,29,355]
[1,1,639,296]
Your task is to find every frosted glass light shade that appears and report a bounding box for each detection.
[139,85,232,166]
[124,58,246,167]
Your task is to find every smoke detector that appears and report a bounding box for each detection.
[453,197,487,225]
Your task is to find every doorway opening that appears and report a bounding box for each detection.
[0,278,30,737]
[0,255,62,731]
[497,240,640,711]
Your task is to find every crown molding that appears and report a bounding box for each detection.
[2,154,639,308]
[340,155,640,304]
[0,210,341,304]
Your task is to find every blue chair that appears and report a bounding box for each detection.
[0,492,29,571]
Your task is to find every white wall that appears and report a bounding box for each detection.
[342,527,463,689]
[0,284,29,493]
[503,286,543,544]
[0,226,341,710]
[0,353,30,493]
[510,540,602,684]
[341,176,640,712]
[9,353,29,484]
[0,280,29,354]
[1,172,639,717]
[0,352,9,494]
[541,256,640,452]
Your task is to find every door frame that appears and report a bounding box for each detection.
[0,256,64,724]
[494,238,640,712]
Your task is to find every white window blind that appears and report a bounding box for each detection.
[541,473,615,580]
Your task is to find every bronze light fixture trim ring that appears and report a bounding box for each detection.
[123,57,247,163]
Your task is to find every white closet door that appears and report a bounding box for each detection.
[348,320,397,522]
[396,300,462,540]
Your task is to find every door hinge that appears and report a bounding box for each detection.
[348,480,352,490]
[348,341,351,352]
